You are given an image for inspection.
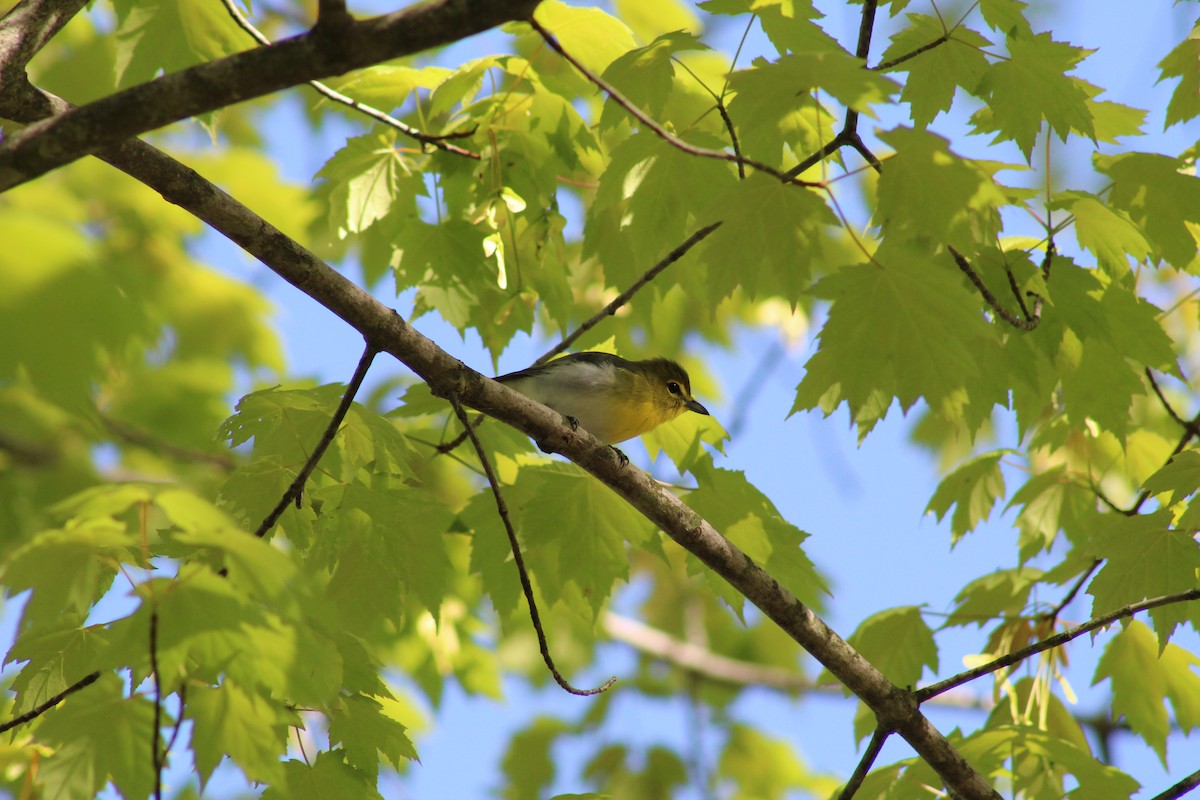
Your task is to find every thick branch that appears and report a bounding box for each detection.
[0,0,539,190]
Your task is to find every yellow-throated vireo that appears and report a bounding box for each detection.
[496,352,710,445]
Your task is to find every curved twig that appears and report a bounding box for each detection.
[528,17,820,189]
[448,396,615,696]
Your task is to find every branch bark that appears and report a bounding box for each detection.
[0,0,539,191]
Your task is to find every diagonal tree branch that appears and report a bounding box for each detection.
[0,0,540,191]
[1,83,1001,800]
[917,587,1200,702]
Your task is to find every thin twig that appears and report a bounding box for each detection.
[163,682,187,757]
[448,396,615,696]
[948,246,1040,331]
[1146,369,1196,432]
[1003,264,1033,321]
[219,0,477,158]
[537,222,722,365]
[873,34,952,71]
[1122,409,1200,516]
[839,727,890,800]
[0,670,100,733]
[916,587,1200,702]
[435,222,722,455]
[1150,767,1200,800]
[528,17,819,189]
[150,609,163,800]
[1043,558,1102,627]
[254,343,377,538]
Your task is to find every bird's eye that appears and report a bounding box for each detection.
[667,381,682,395]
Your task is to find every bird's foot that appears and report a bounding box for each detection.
[609,446,629,467]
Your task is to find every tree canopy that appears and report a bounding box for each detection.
[1,0,1200,798]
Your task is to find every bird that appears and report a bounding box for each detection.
[495,352,710,448]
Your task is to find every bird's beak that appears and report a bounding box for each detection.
[686,399,710,416]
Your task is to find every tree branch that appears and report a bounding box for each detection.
[536,222,721,366]
[839,726,889,800]
[448,396,615,697]
[2,87,999,800]
[917,588,1200,702]
[0,670,100,733]
[0,0,539,191]
[1151,767,1200,800]
[527,17,820,189]
[948,246,1041,330]
[254,342,377,538]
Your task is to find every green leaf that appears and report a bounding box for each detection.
[875,127,1014,249]
[1056,190,1152,275]
[718,724,812,798]
[321,64,451,114]
[687,458,826,612]
[738,51,899,116]
[599,31,709,133]
[504,463,656,619]
[725,59,838,170]
[974,30,1095,158]
[6,617,110,718]
[1086,510,1200,646]
[1144,449,1200,506]
[1094,620,1200,764]
[36,672,158,800]
[585,133,736,294]
[696,174,837,305]
[315,132,425,237]
[111,0,249,86]
[879,15,991,127]
[794,241,1006,435]
[189,681,289,787]
[315,484,455,628]
[838,607,937,740]
[925,451,1012,543]
[641,404,728,473]
[261,752,385,800]
[1097,151,1200,269]
[328,694,418,780]
[1,520,133,630]
[501,717,571,800]
[945,567,1044,628]
[529,1,637,76]
[1157,29,1200,128]
[702,0,840,57]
